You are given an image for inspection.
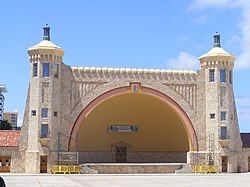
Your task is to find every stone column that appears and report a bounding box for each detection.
[25,151,40,173]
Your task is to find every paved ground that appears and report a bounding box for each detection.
[1,173,250,187]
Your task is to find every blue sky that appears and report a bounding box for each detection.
[0,0,250,131]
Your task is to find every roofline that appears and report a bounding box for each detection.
[3,112,18,114]
[71,66,198,75]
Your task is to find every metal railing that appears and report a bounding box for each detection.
[52,165,81,174]
[192,165,218,173]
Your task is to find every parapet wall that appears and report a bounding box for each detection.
[71,66,197,82]
[68,66,199,112]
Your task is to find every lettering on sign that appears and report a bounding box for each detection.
[108,125,138,132]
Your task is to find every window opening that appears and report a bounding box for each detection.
[209,69,215,82]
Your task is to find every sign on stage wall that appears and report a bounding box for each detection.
[108,125,139,132]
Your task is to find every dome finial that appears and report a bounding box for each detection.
[43,24,50,41]
[214,32,221,47]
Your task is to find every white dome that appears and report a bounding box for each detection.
[205,47,231,57]
[28,40,62,50]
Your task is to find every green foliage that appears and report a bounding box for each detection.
[0,120,12,130]
[16,126,21,130]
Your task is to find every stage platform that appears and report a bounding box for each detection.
[80,163,192,174]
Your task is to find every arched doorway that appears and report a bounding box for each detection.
[69,85,197,163]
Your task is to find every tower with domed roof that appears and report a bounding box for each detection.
[26,24,64,173]
[199,32,243,172]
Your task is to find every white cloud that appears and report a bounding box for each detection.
[236,96,250,107]
[225,35,241,50]
[235,96,250,120]
[167,52,199,70]
[236,3,250,69]
[191,0,239,9]
[237,108,250,120]
[191,0,250,69]
[191,15,207,24]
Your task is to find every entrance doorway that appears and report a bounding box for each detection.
[40,156,48,173]
[0,156,11,172]
[115,146,127,162]
[222,156,228,172]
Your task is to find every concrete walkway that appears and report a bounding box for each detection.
[1,173,250,187]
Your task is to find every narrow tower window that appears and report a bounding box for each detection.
[229,70,232,84]
[42,63,49,77]
[209,69,215,82]
[220,69,226,82]
[41,108,48,118]
[221,126,228,140]
[33,63,38,77]
[220,87,226,107]
[54,64,59,78]
[41,124,49,138]
[221,111,226,121]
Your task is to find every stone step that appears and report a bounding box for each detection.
[80,163,184,174]
[175,163,193,174]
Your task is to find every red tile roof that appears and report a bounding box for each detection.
[0,130,21,147]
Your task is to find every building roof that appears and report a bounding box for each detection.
[71,66,197,75]
[0,85,7,93]
[240,133,250,148]
[0,130,20,147]
[27,25,64,57]
[3,112,18,115]
[205,47,232,57]
[199,46,236,62]
[28,40,62,50]
[198,33,236,63]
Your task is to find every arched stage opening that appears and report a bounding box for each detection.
[69,85,197,163]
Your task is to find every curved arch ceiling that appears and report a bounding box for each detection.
[77,93,189,152]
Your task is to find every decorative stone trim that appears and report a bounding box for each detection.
[163,84,197,111]
[69,81,108,113]
[200,61,234,68]
[71,66,197,80]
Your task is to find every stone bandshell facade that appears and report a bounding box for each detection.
[1,27,248,173]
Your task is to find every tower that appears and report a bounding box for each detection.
[26,24,64,173]
[0,85,7,122]
[199,33,242,172]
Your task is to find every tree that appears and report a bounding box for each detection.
[0,120,12,130]
[16,126,21,130]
